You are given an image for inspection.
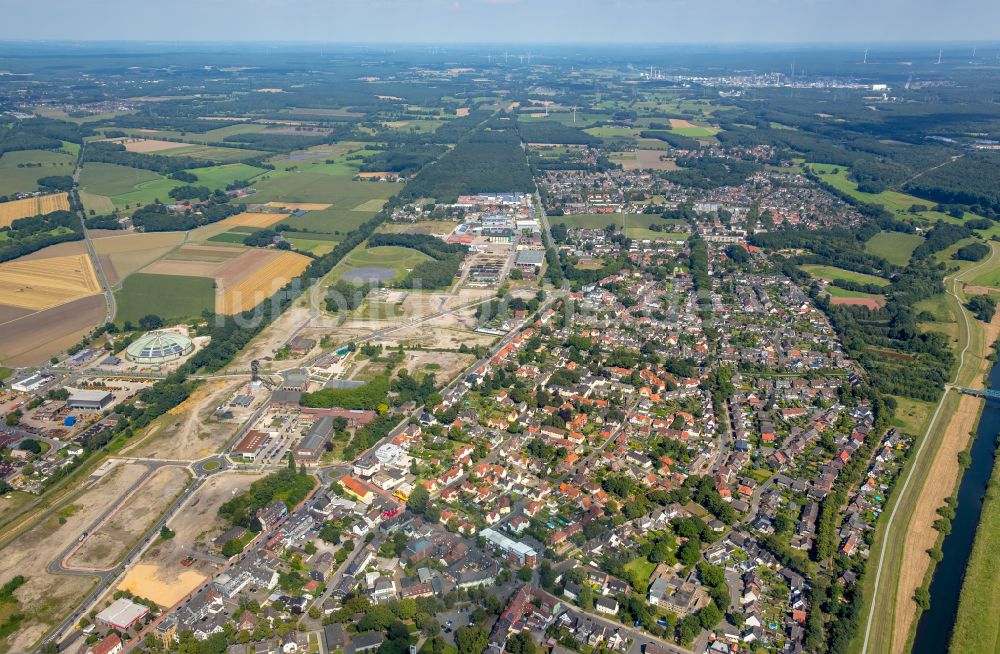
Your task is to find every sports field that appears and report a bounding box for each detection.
[865,231,925,266]
[0,253,100,310]
[114,273,216,325]
[0,193,70,227]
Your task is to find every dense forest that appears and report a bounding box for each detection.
[401,120,534,202]
[516,120,599,146]
[360,144,447,176]
[0,117,86,157]
[0,209,82,262]
[130,200,240,231]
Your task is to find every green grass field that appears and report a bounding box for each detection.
[79,162,179,209]
[800,264,890,287]
[552,213,686,233]
[238,173,394,235]
[0,148,78,197]
[865,231,925,266]
[161,144,268,162]
[826,286,882,299]
[186,162,267,188]
[329,245,432,285]
[851,247,997,654]
[207,230,257,244]
[116,123,268,144]
[807,163,928,213]
[285,236,337,256]
[949,452,1000,653]
[114,273,215,325]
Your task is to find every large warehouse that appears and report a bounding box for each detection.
[125,330,194,365]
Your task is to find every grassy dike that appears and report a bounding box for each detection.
[852,245,999,654]
[949,447,1000,653]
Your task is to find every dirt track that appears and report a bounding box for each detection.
[67,466,191,570]
[0,462,148,653]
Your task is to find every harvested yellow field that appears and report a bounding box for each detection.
[220,211,291,228]
[669,118,696,128]
[112,138,190,153]
[118,564,207,608]
[0,253,100,310]
[0,192,70,227]
[217,251,311,314]
[265,201,331,211]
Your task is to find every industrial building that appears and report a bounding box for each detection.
[95,598,150,631]
[67,389,114,411]
[514,249,546,270]
[480,528,538,567]
[10,372,53,393]
[233,430,268,460]
[125,330,194,364]
[295,415,333,461]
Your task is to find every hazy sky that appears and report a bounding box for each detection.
[1,0,997,43]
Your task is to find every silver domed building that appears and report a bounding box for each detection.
[125,330,194,364]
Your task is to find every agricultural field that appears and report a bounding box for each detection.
[78,162,178,209]
[0,193,70,227]
[111,137,193,153]
[800,264,890,287]
[92,231,186,282]
[219,211,290,228]
[612,149,679,171]
[236,173,393,234]
[115,122,268,145]
[0,253,100,310]
[217,249,312,313]
[162,143,268,162]
[0,294,105,366]
[114,273,216,325]
[865,231,925,266]
[0,149,77,197]
[284,235,337,256]
[184,162,267,188]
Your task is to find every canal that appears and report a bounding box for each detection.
[911,362,1000,653]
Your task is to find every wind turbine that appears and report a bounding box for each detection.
[572,106,578,124]
[863,48,869,65]
[936,49,943,65]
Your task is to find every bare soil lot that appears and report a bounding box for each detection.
[400,349,476,383]
[125,380,243,460]
[121,472,265,607]
[67,466,191,570]
[0,462,148,653]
